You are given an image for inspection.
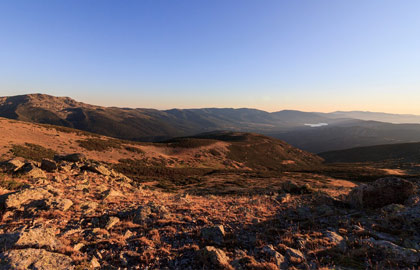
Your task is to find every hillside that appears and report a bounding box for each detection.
[4,94,420,154]
[0,94,340,142]
[0,117,322,174]
[320,142,420,163]
[0,117,419,269]
[273,120,420,153]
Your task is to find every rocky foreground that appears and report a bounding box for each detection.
[0,156,419,269]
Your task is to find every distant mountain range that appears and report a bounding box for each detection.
[2,93,420,153]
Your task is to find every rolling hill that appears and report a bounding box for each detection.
[0,117,322,172]
[3,93,420,153]
[319,142,420,163]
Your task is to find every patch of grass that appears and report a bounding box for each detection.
[113,158,211,190]
[42,124,101,137]
[11,143,56,162]
[124,146,145,154]
[77,138,122,151]
[160,138,217,148]
[0,173,26,190]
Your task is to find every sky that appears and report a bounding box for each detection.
[0,0,419,113]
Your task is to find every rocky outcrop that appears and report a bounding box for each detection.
[1,159,25,173]
[198,246,233,270]
[348,177,416,208]
[40,159,57,172]
[0,248,73,270]
[1,187,54,209]
[201,225,225,245]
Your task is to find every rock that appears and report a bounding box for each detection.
[40,159,57,172]
[91,256,101,268]
[363,238,420,265]
[405,195,420,207]
[324,231,346,251]
[0,226,62,251]
[52,198,73,211]
[102,189,124,200]
[82,163,111,176]
[282,180,300,193]
[1,187,53,209]
[285,247,305,264]
[282,181,312,194]
[201,225,225,245]
[73,243,84,251]
[80,201,98,214]
[123,230,134,239]
[57,153,86,162]
[348,177,416,208]
[2,159,25,173]
[262,245,287,268]
[131,206,152,224]
[0,248,73,270]
[24,166,47,179]
[277,193,291,203]
[198,246,233,270]
[105,216,120,230]
[15,226,61,250]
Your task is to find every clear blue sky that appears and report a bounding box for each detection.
[0,0,419,113]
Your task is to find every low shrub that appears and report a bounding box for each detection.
[11,143,56,162]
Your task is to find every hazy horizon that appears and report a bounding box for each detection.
[1,0,419,114]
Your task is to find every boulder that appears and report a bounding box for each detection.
[82,163,111,176]
[1,187,53,209]
[0,226,62,251]
[2,159,25,173]
[198,246,233,270]
[363,238,420,265]
[0,248,74,270]
[20,164,46,179]
[201,225,225,245]
[285,247,305,264]
[348,177,416,209]
[51,198,73,211]
[262,245,287,268]
[102,189,124,200]
[40,159,57,172]
[105,216,120,230]
[80,201,99,214]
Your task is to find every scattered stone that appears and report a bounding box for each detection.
[262,245,287,268]
[363,238,420,264]
[348,177,416,208]
[73,243,84,251]
[80,201,99,214]
[0,226,62,251]
[324,231,346,251]
[1,187,53,209]
[198,246,233,270]
[201,225,225,245]
[52,198,73,211]
[277,193,291,203]
[82,163,111,176]
[91,256,101,268]
[102,189,124,200]
[285,247,305,264]
[131,206,152,224]
[2,158,24,173]
[105,216,120,230]
[24,166,47,179]
[0,248,74,270]
[40,158,57,172]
